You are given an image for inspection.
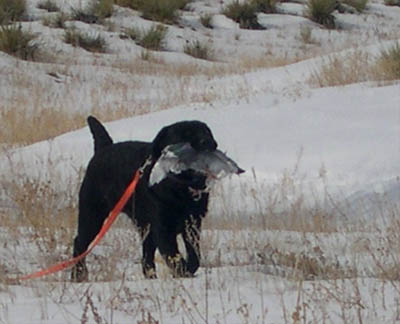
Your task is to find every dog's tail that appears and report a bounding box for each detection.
[87,116,113,154]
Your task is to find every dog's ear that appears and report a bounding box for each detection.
[152,125,171,159]
[152,122,187,158]
[152,122,190,158]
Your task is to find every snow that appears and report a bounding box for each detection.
[0,0,399,322]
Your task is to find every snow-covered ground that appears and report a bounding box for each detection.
[0,0,399,323]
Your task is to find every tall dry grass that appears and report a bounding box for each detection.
[377,42,400,81]
[0,107,86,146]
[309,50,373,87]
[0,51,298,147]
[0,152,398,323]
[309,45,400,88]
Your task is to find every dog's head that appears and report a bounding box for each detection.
[152,120,218,159]
[150,121,218,191]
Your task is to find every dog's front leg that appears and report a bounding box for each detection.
[155,227,190,278]
[182,218,202,275]
[141,228,157,279]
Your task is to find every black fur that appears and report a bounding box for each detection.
[71,116,218,282]
[87,116,113,154]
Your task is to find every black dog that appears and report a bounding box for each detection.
[71,116,218,282]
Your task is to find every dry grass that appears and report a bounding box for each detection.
[257,245,349,280]
[5,179,77,247]
[309,45,400,88]
[0,152,398,323]
[235,54,301,72]
[377,42,400,81]
[37,0,59,12]
[0,0,26,24]
[0,156,393,281]
[183,40,214,61]
[89,0,114,20]
[222,0,264,30]
[305,0,336,29]
[124,24,168,51]
[1,44,394,151]
[0,50,298,148]
[200,13,213,28]
[41,12,68,28]
[0,159,81,278]
[252,0,278,13]
[0,103,132,146]
[0,8,303,148]
[342,0,368,12]
[206,155,343,234]
[384,0,400,5]
[0,107,86,146]
[116,0,189,24]
[309,50,374,87]
[64,28,107,53]
[0,3,399,322]
[0,24,39,60]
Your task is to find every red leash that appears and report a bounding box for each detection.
[16,171,140,282]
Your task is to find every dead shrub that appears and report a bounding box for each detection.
[376,42,400,81]
[309,51,373,87]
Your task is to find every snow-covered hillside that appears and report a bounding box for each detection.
[0,0,399,323]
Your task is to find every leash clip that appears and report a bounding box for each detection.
[139,156,152,176]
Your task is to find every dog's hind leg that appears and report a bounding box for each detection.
[71,237,89,282]
[71,202,107,282]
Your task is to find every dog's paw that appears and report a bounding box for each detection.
[71,263,89,283]
[143,268,157,279]
[173,271,195,279]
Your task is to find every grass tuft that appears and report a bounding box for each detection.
[0,0,26,24]
[299,25,315,44]
[90,0,115,20]
[42,12,68,28]
[252,0,278,13]
[116,0,189,24]
[0,24,38,60]
[309,51,372,87]
[71,0,114,24]
[184,40,213,60]
[343,0,369,12]
[306,0,336,29]
[141,0,190,23]
[64,28,107,53]
[71,8,99,24]
[200,13,213,28]
[257,246,347,280]
[139,24,168,50]
[37,0,60,12]
[114,0,148,10]
[223,0,264,29]
[124,24,168,51]
[384,0,400,5]
[377,42,400,81]
[310,45,400,88]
